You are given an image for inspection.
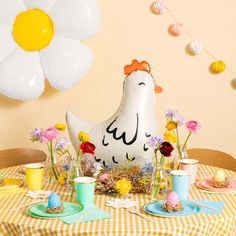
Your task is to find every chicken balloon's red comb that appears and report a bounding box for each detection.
[124,59,151,75]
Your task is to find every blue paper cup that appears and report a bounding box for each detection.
[74,177,96,208]
[170,170,190,201]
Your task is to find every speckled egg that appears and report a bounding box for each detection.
[47,193,61,208]
[214,170,226,183]
[166,191,180,207]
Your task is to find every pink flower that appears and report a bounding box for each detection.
[185,120,201,133]
[40,127,59,142]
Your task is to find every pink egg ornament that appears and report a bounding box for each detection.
[152,0,166,15]
[169,23,184,36]
[166,191,180,208]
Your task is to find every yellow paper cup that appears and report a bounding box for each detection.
[25,163,44,190]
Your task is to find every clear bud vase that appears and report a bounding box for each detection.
[67,160,84,199]
[150,158,168,201]
[44,148,60,183]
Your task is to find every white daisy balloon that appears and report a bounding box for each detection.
[0,0,100,100]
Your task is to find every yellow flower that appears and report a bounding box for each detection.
[166,121,177,130]
[115,179,132,195]
[164,131,177,143]
[78,132,90,142]
[58,174,65,185]
[54,123,66,131]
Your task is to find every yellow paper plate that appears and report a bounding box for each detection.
[0,178,23,190]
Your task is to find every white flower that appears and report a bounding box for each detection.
[0,0,100,100]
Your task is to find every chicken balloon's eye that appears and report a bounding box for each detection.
[138,82,146,86]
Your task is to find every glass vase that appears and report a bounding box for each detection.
[150,159,168,201]
[44,148,60,183]
[67,160,84,199]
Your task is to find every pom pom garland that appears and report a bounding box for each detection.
[169,23,184,36]
[152,0,166,15]
[188,41,203,55]
[210,61,226,73]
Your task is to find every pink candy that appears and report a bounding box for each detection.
[166,191,180,207]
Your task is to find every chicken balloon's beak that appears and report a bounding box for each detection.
[155,84,163,94]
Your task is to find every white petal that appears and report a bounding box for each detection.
[23,0,59,12]
[0,23,18,62]
[0,48,45,100]
[50,0,100,40]
[40,36,92,90]
[0,0,26,25]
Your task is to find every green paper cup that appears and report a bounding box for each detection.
[74,177,96,208]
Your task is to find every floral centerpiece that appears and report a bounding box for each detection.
[31,124,70,182]
[164,109,201,161]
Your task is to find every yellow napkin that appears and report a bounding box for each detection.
[0,187,25,199]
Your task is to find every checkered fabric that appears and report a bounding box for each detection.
[0,164,235,236]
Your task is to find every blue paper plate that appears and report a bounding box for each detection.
[143,201,200,217]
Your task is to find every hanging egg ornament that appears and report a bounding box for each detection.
[169,23,184,36]
[152,0,166,15]
[231,79,236,89]
[188,41,203,55]
[210,61,226,73]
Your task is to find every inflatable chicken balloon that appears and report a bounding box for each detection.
[66,60,163,168]
[0,0,100,100]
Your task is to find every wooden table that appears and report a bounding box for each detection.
[0,164,235,236]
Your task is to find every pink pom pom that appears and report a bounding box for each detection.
[166,191,180,207]
[152,0,166,15]
[169,23,183,36]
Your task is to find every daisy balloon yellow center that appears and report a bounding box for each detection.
[12,9,54,51]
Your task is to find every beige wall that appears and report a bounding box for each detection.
[0,0,236,157]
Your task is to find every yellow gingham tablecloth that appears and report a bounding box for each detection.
[0,164,235,236]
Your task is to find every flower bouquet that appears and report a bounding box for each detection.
[31,124,71,183]
[146,137,174,200]
[164,109,201,162]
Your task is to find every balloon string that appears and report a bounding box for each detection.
[164,4,236,76]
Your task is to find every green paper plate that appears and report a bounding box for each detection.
[26,202,83,218]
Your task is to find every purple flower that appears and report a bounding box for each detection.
[165,109,185,126]
[146,136,164,148]
[31,128,43,141]
[165,109,177,119]
[55,138,70,150]
[176,113,184,126]
[141,162,153,174]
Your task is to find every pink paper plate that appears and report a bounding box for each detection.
[196,177,236,192]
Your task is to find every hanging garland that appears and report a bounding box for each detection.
[151,0,236,88]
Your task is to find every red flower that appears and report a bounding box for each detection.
[80,141,96,155]
[160,142,174,157]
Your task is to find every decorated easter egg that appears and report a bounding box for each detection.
[214,170,226,183]
[48,193,61,208]
[210,61,226,73]
[188,41,203,55]
[152,0,166,15]
[166,191,180,207]
[169,23,183,36]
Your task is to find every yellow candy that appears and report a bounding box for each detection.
[214,170,225,183]
[12,9,54,51]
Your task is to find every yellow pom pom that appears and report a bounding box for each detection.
[115,179,132,195]
[54,123,66,131]
[210,61,226,73]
